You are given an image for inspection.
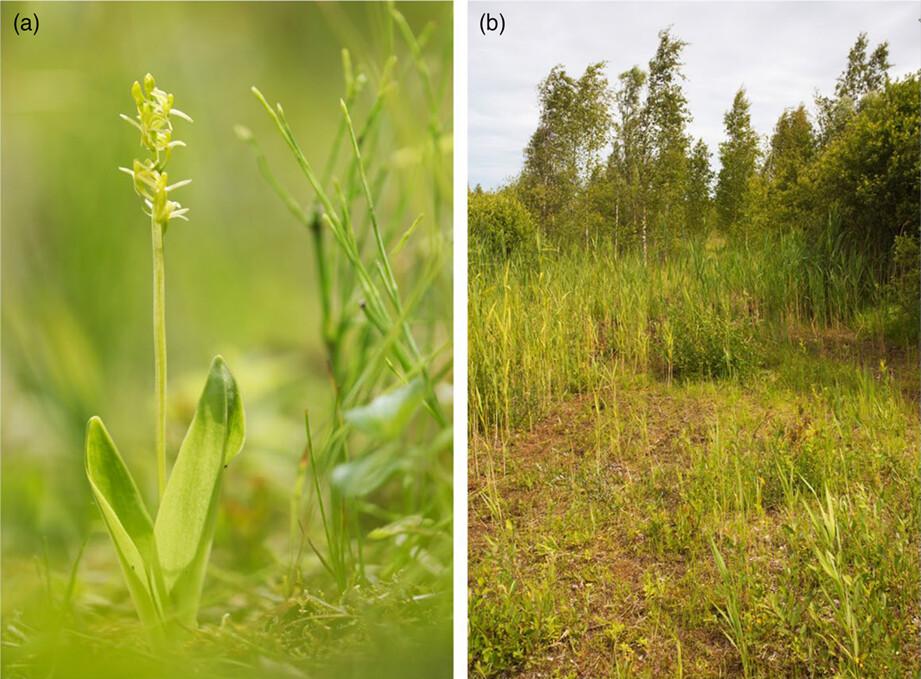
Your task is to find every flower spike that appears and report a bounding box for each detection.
[120,74,192,229]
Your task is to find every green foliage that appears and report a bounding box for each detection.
[154,357,244,628]
[513,29,914,310]
[657,302,757,381]
[835,33,892,103]
[815,33,891,146]
[469,547,562,677]
[85,76,245,639]
[518,62,613,233]
[646,29,692,240]
[685,138,714,235]
[600,30,694,253]
[343,378,425,440]
[539,62,614,182]
[84,417,167,635]
[469,188,535,257]
[811,73,920,261]
[605,66,650,251]
[243,10,452,627]
[716,88,760,236]
[883,233,920,342]
[762,105,816,228]
[86,357,245,637]
[710,539,752,678]
[470,231,878,438]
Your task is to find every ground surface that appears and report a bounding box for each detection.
[469,332,919,678]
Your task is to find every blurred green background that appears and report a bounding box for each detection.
[1,2,452,674]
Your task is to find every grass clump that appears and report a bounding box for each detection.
[655,303,757,381]
[469,550,562,676]
[241,39,451,603]
[469,230,884,440]
[229,14,452,673]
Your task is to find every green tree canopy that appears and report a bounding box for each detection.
[816,33,891,146]
[646,29,692,241]
[685,138,714,235]
[812,73,920,259]
[763,105,816,227]
[519,62,613,234]
[716,88,760,235]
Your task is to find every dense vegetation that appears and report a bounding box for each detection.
[2,4,452,678]
[469,30,919,678]
[472,31,919,339]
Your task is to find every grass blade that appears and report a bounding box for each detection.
[344,377,424,439]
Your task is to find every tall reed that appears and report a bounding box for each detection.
[470,230,877,439]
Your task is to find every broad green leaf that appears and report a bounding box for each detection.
[222,359,245,464]
[343,378,424,439]
[330,444,402,498]
[330,427,451,499]
[367,514,436,540]
[154,355,244,627]
[84,416,167,635]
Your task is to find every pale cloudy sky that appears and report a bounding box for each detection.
[469,1,920,189]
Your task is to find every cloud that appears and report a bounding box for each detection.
[469,1,920,189]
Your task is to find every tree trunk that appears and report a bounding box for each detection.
[642,205,648,266]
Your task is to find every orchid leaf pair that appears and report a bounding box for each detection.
[85,357,244,637]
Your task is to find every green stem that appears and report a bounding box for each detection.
[310,214,335,362]
[151,215,168,500]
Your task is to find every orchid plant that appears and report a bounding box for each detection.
[84,74,244,642]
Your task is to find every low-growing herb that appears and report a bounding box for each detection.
[84,74,245,642]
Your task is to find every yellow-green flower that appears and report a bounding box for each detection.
[120,73,191,227]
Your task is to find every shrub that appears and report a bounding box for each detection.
[469,188,534,257]
[884,233,920,342]
[655,303,758,381]
[810,74,920,261]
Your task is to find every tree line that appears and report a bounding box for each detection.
[481,29,919,276]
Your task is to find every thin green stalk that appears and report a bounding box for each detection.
[340,99,446,427]
[339,100,399,307]
[310,50,367,365]
[151,214,168,500]
[390,8,445,224]
[309,215,335,358]
[252,88,411,364]
[235,129,339,374]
